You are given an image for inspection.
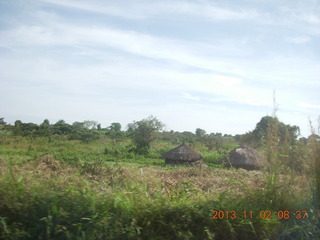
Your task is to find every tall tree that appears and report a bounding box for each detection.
[128,116,164,155]
[195,128,206,138]
[107,122,122,140]
[109,122,122,132]
[53,120,72,135]
[241,116,300,147]
[40,119,52,141]
[82,120,98,130]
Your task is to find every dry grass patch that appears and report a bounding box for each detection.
[1,155,311,205]
[1,154,83,192]
[0,158,6,174]
[136,168,267,199]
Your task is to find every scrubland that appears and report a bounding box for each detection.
[0,133,319,240]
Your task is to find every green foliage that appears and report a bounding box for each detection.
[109,122,122,132]
[106,122,123,140]
[1,161,318,240]
[240,116,304,172]
[13,120,38,137]
[52,120,73,135]
[241,116,300,148]
[200,151,226,166]
[69,130,100,143]
[309,119,320,212]
[1,115,320,239]
[196,128,206,138]
[82,120,99,130]
[10,120,102,143]
[127,115,165,155]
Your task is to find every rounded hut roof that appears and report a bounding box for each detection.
[163,144,203,161]
[226,145,268,170]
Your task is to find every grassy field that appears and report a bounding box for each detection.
[0,135,319,239]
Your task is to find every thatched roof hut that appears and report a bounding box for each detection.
[225,145,268,170]
[163,144,207,167]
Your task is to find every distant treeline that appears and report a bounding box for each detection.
[1,115,318,172]
[0,115,313,149]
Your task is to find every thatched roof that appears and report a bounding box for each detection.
[163,144,203,162]
[225,145,268,170]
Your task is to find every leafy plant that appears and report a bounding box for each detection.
[127,115,165,155]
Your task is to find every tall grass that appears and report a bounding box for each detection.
[260,102,320,239]
[0,129,320,239]
[0,159,281,240]
[309,118,320,211]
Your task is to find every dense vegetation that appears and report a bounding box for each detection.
[0,116,319,239]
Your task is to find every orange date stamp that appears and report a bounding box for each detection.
[211,210,309,220]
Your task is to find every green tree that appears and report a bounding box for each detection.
[69,121,100,143]
[13,120,23,135]
[109,122,122,132]
[12,120,39,136]
[72,121,85,129]
[0,118,9,132]
[195,128,206,138]
[39,119,52,141]
[107,122,122,140]
[204,135,225,151]
[177,131,195,144]
[53,120,73,135]
[127,116,164,155]
[241,116,300,148]
[82,120,98,130]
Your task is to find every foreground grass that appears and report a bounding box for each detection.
[0,136,319,239]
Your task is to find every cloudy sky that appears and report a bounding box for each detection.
[0,0,319,136]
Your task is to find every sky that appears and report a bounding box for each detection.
[0,0,319,136]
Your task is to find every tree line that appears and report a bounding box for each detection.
[0,115,308,156]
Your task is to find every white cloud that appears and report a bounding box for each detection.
[2,18,317,113]
[40,0,146,19]
[1,20,251,80]
[41,0,259,21]
[160,71,273,107]
[1,0,319,136]
[165,1,258,21]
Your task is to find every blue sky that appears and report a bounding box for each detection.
[0,0,319,136]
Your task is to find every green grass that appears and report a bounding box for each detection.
[0,135,319,239]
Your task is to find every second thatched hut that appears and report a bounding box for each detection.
[163,144,207,167]
[225,145,268,170]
